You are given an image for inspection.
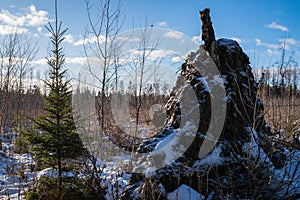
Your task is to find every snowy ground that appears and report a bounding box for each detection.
[0,133,131,200]
[0,133,35,200]
[1,132,300,199]
[167,184,205,200]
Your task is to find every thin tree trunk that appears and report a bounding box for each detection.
[58,157,62,199]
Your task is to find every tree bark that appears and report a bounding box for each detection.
[200,8,216,56]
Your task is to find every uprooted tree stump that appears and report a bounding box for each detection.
[121,8,288,200]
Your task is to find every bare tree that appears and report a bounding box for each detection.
[0,33,37,133]
[15,39,38,131]
[257,34,299,135]
[83,0,124,130]
[275,35,297,127]
[124,24,164,141]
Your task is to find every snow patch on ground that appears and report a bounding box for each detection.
[242,127,272,164]
[274,150,300,198]
[0,155,34,199]
[101,166,131,200]
[194,144,225,166]
[167,184,205,200]
[153,121,198,167]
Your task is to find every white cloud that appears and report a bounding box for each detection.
[64,34,74,43]
[31,57,89,66]
[25,5,49,27]
[0,57,25,66]
[65,57,87,65]
[265,22,288,32]
[171,56,183,63]
[37,27,42,33]
[192,35,202,44]
[31,58,47,66]
[129,49,176,61]
[255,38,280,49]
[163,30,184,39]
[0,10,26,26]
[230,37,248,44]
[0,24,28,35]
[0,5,49,35]
[73,35,107,46]
[157,21,167,27]
[73,38,86,46]
[116,35,140,43]
[266,49,280,56]
[149,49,176,60]
[279,38,298,46]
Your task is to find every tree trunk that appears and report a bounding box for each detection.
[58,157,62,199]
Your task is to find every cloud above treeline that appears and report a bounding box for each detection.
[265,22,288,32]
[157,21,167,27]
[0,5,49,35]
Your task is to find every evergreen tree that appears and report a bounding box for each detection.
[27,3,84,198]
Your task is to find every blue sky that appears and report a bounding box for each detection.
[0,0,299,79]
